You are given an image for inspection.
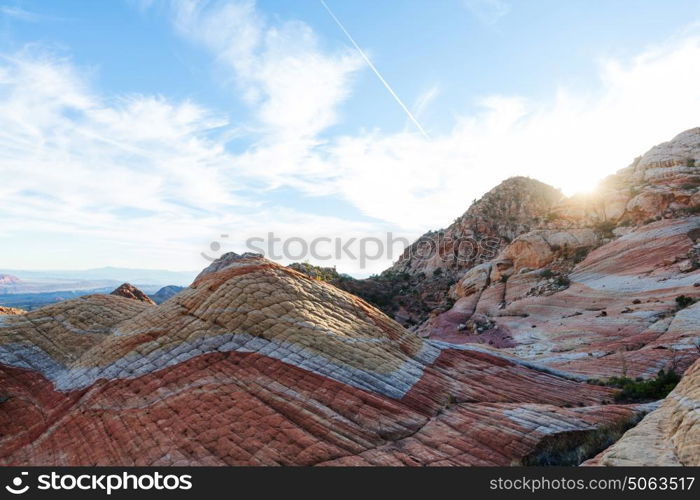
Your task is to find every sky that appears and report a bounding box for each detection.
[2,0,700,276]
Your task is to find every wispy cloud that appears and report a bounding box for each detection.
[0,4,63,22]
[0,49,250,269]
[1,5,40,21]
[463,0,511,25]
[0,43,388,274]
[169,0,362,141]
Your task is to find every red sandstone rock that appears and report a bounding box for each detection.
[0,306,25,316]
[110,283,156,305]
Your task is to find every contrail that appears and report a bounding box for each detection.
[320,0,430,139]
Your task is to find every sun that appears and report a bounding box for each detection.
[558,175,603,198]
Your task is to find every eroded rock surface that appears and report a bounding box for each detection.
[417,129,700,382]
[585,358,700,466]
[0,255,649,466]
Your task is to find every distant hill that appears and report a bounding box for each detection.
[149,285,185,304]
[0,268,195,310]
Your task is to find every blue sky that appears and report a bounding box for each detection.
[2,0,700,276]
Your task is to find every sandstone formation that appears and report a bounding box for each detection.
[390,177,564,278]
[423,217,700,378]
[0,253,651,466]
[0,306,25,316]
[110,283,156,305]
[385,128,700,466]
[584,357,700,466]
[2,129,700,466]
[412,130,700,384]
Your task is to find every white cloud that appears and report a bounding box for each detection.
[0,48,389,275]
[169,0,362,140]
[0,50,248,269]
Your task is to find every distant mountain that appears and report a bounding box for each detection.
[0,267,197,287]
[149,285,185,304]
[0,274,20,285]
[0,267,194,309]
[0,277,123,295]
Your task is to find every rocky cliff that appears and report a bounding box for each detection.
[345,129,700,329]
[292,178,564,328]
[412,130,700,376]
[391,176,564,278]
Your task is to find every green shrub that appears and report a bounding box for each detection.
[687,158,696,168]
[432,268,443,276]
[604,369,681,403]
[555,275,570,287]
[593,220,616,238]
[573,247,590,263]
[541,269,554,279]
[675,295,695,309]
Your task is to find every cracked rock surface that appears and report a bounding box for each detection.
[0,256,650,466]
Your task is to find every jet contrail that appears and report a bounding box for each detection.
[320,0,430,139]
